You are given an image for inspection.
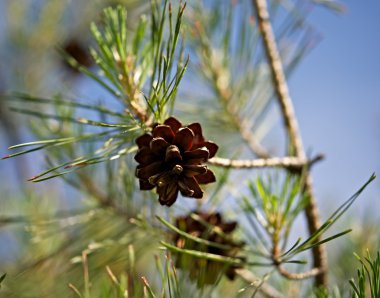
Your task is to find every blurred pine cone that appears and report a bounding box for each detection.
[134,117,218,206]
[174,211,243,285]
[62,38,93,73]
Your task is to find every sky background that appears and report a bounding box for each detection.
[288,0,380,215]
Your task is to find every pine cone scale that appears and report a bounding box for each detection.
[194,170,216,184]
[135,147,156,165]
[182,176,203,198]
[183,165,208,177]
[173,127,194,151]
[139,179,155,190]
[136,161,164,180]
[150,137,169,156]
[152,125,175,142]
[164,117,182,132]
[197,141,218,158]
[183,148,210,162]
[165,145,182,162]
[158,181,179,206]
[187,123,205,145]
[136,133,153,148]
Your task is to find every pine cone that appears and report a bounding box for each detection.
[135,117,218,206]
[174,211,243,284]
[62,38,93,73]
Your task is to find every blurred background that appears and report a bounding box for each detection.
[291,0,380,216]
[0,0,379,296]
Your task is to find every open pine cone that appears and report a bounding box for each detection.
[134,117,218,206]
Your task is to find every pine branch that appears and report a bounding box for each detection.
[209,154,323,169]
[251,0,328,287]
[277,266,322,280]
[235,268,286,298]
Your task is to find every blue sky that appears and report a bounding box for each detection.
[289,0,380,213]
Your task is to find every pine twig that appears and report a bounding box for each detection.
[277,266,322,280]
[251,0,328,287]
[209,154,323,169]
[235,268,286,298]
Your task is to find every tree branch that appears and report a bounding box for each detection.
[251,0,328,287]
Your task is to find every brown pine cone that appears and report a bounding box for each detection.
[134,117,218,206]
[174,211,243,284]
[62,38,93,73]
